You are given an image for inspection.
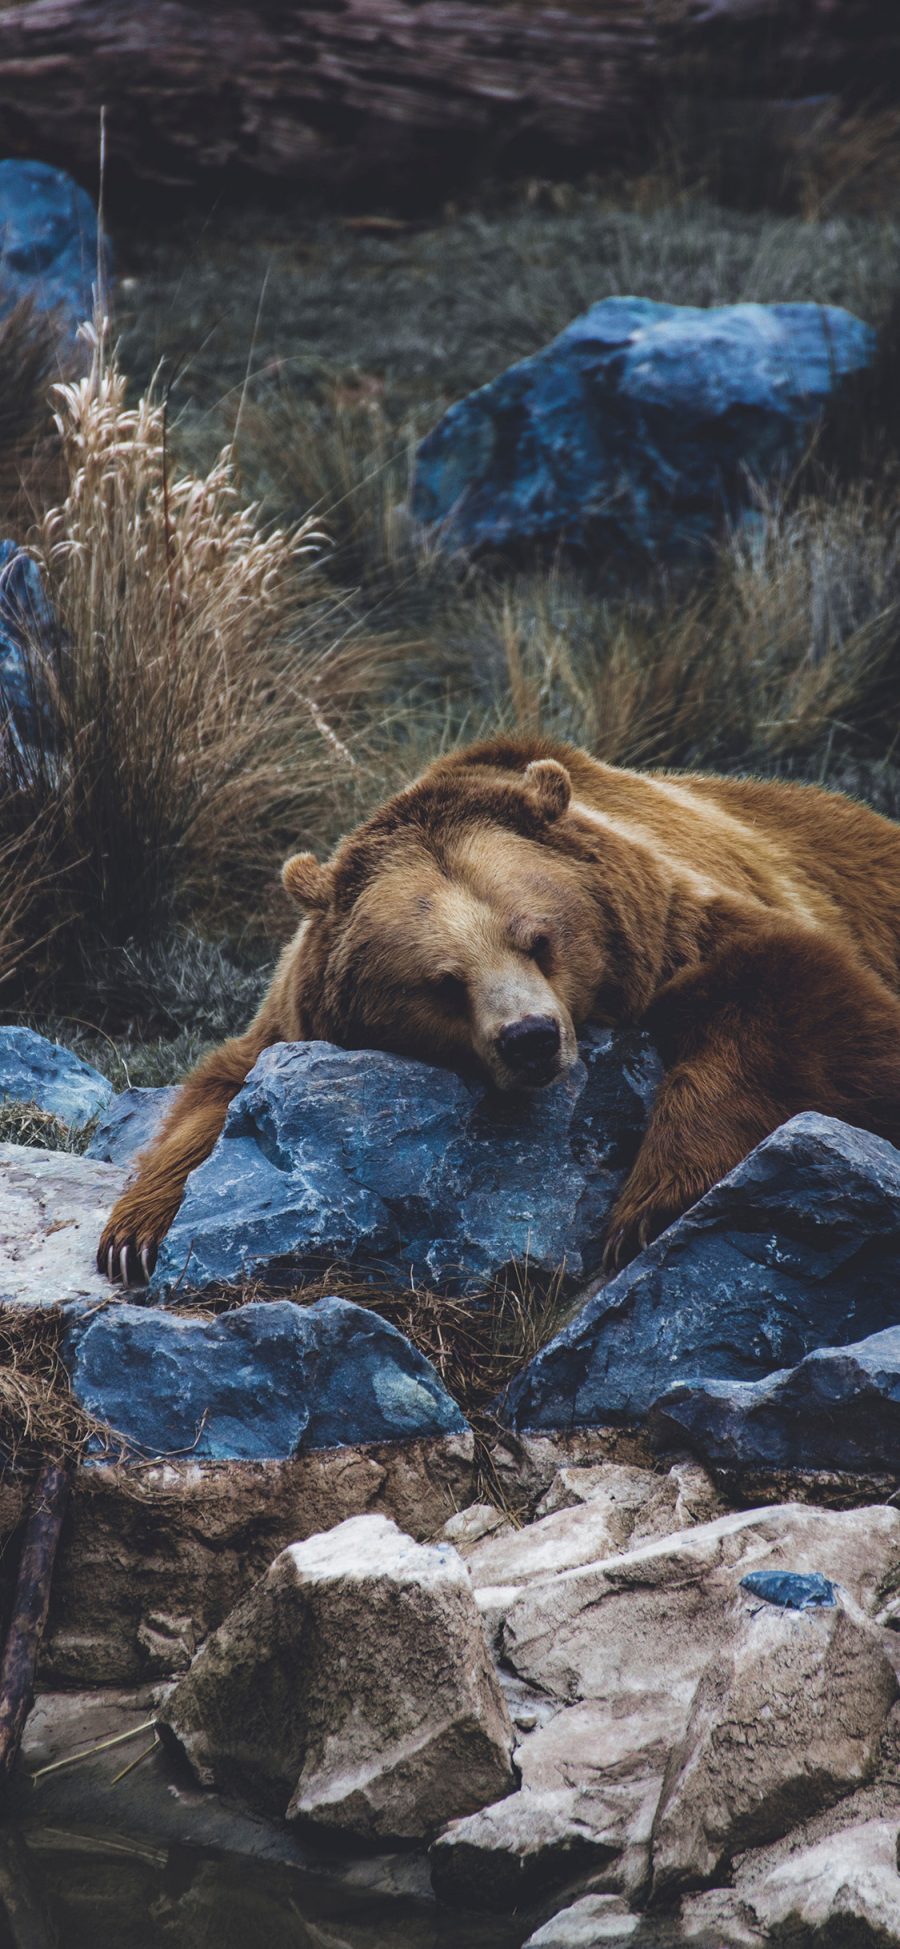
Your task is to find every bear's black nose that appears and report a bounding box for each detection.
[496,1015,561,1072]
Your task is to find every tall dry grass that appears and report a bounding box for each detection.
[0,321,394,1000]
[0,298,66,535]
[456,483,900,781]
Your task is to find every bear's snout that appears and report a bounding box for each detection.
[495,1013,561,1081]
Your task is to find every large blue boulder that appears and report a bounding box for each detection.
[0,540,57,740]
[151,1030,660,1301]
[86,1085,178,1169]
[501,1113,900,1435]
[0,158,110,346]
[0,1025,112,1130]
[63,1295,467,1460]
[651,1327,900,1475]
[411,298,875,555]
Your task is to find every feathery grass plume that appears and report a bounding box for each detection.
[0,319,394,1001]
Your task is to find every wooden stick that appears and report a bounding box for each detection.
[0,1459,71,1785]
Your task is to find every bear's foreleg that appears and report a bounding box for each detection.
[97,1029,267,1285]
[604,923,900,1269]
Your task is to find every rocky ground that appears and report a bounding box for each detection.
[3,1026,900,1944]
[4,157,900,1946]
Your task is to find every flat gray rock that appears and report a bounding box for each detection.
[86,1085,178,1168]
[152,1030,660,1300]
[501,1114,900,1433]
[0,1143,127,1309]
[0,1026,113,1129]
[63,1295,468,1460]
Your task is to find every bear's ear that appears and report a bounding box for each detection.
[282,851,333,909]
[523,758,572,823]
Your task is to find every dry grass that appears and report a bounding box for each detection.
[9,190,900,1034]
[235,388,466,645]
[0,1308,116,1472]
[0,320,400,1000]
[0,298,66,536]
[429,478,900,780]
[0,1099,90,1153]
[798,108,900,220]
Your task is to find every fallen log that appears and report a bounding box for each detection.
[0,0,895,208]
[0,1458,71,1784]
[0,0,658,203]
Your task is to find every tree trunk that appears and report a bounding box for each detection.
[0,1,893,205]
[0,1460,71,1785]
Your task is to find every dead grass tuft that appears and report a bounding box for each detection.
[0,298,66,536]
[0,1308,116,1473]
[0,321,399,1000]
[0,1099,89,1153]
[454,482,900,779]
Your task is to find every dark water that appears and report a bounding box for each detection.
[0,1827,525,1949]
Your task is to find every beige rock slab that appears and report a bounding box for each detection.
[0,1436,475,1686]
[462,1463,723,1602]
[0,1142,127,1307]
[441,1501,511,1550]
[651,1593,898,1894]
[517,1699,685,1795]
[535,1460,722,1535]
[746,1818,900,1942]
[162,1514,515,1840]
[429,1785,629,1911]
[501,1504,900,1712]
[523,1895,641,1946]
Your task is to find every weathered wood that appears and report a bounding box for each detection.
[0,1,894,202]
[0,1459,71,1784]
[0,0,657,199]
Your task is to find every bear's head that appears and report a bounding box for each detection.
[280,741,648,1091]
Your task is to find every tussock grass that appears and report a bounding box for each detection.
[236,388,462,634]
[0,1308,115,1471]
[10,190,900,1035]
[0,322,398,1000]
[0,298,65,536]
[0,1100,89,1153]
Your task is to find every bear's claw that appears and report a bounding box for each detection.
[98,1225,158,1287]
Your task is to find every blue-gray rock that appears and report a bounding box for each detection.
[650,1328,900,1476]
[0,540,57,740]
[0,1026,112,1130]
[63,1295,467,1461]
[740,1571,836,1611]
[411,298,874,555]
[151,1030,661,1301]
[85,1085,178,1169]
[0,158,111,347]
[501,1114,900,1435]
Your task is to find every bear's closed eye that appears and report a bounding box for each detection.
[432,972,468,1011]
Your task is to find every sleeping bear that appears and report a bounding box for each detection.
[99,736,900,1284]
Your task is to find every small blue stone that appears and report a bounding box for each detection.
[740,1570,836,1611]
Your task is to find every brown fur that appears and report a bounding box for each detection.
[99,738,900,1284]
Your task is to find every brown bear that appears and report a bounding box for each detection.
[99,736,900,1285]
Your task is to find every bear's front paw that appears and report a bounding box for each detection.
[97,1188,179,1287]
[603,1177,701,1273]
